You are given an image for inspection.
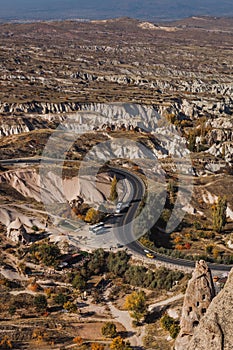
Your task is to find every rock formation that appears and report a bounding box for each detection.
[187,268,233,350]
[1,102,233,166]
[7,217,34,244]
[175,260,215,350]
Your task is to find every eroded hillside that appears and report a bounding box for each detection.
[0,16,233,350]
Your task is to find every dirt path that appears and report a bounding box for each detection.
[103,290,184,348]
[103,289,144,348]
[10,290,37,296]
[148,293,184,313]
[107,302,139,346]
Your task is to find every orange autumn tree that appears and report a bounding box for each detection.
[110,336,131,350]
[73,336,83,346]
[0,336,12,349]
[91,343,104,350]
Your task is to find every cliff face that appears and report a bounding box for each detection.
[175,260,216,350]
[187,268,233,350]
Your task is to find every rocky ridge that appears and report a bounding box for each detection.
[1,103,233,165]
[0,95,232,120]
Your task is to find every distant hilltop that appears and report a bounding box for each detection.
[0,0,233,23]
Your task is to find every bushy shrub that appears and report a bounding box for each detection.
[102,322,117,338]
[34,294,47,311]
[72,274,87,290]
[160,313,180,339]
[54,293,68,305]
[30,242,61,267]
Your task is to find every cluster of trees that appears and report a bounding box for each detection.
[72,274,87,290]
[53,292,68,306]
[140,194,229,264]
[63,301,77,313]
[124,265,184,290]
[134,191,165,238]
[29,242,61,267]
[34,292,80,314]
[53,292,78,313]
[66,249,184,292]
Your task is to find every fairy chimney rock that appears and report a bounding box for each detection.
[175,260,215,350]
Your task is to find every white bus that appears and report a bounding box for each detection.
[89,222,104,232]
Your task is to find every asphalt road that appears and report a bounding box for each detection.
[1,157,232,273]
[112,167,232,273]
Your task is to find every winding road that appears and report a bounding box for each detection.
[1,157,232,273]
[112,167,232,273]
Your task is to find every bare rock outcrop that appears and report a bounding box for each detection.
[187,268,233,350]
[7,217,34,244]
[175,260,215,350]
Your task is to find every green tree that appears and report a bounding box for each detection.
[124,291,147,323]
[160,313,174,330]
[205,245,213,254]
[169,323,180,339]
[54,293,68,306]
[154,267,184,290]
[107,251,130,276]
[34,294,47,312]
[212,196,227,233]
[72,274,87,291]
[124,265,147,286]
[101,322,117,338]
[8,305,16,316]
[88,248,106,275]
[109,175,118,201]
[160,313,180,339]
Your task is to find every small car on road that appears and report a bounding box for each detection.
[146,253,155,259]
